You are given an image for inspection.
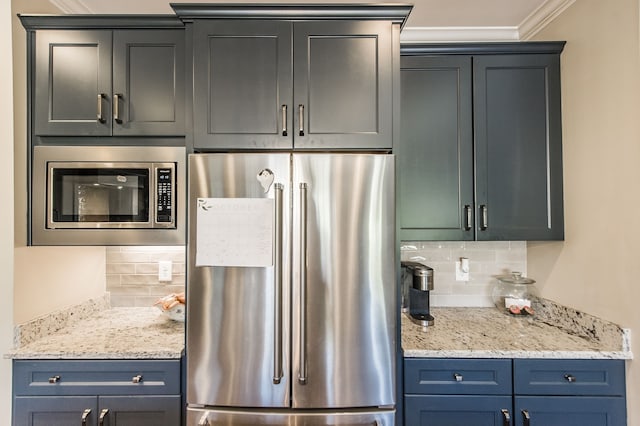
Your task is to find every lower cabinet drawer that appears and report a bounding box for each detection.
[514,396,627,426]
[405,394,513,426]
[13,360,181,396]
[404,358,512,395]
[513,359,625,396]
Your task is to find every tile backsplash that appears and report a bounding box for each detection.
[106,242,524,307]
[401,241,527,307]
[106,246,186,307]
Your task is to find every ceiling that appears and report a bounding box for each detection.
[49,0,576,41]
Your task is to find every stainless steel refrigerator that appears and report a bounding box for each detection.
[187,153,396,425]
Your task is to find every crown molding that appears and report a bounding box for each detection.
[400,26,519,43]
[49,0,93,14]
[401,0,575,43]
[519,0,576,40]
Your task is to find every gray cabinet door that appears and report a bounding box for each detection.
[112,30,185,136]
[99,395,181,426]
[34,30,112,136]
[399,56,473,240]
[13,396,97,426]
[474,54,564,240]
[192,21,292,149]
[293,21,393,149]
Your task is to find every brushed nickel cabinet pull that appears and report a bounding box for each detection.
[98,409,109,426]
[97,94,105,123]
[480,205,488,230]
[464,205,472,231]
[501,409,511,426]
[81,409,91,426]
[564,374,576,382]
[281,105,288,136]
[522,409,531,426]
[298,104,305,136]
[132,374,143,383]
[453,373,463,382]
[48,375,60,384]
[113,93,122,123]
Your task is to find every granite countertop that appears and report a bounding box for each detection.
[5,307,184,360]
[402,305,632,359]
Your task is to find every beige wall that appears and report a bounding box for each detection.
[12,0,106,325]
[2,0,14,421]
[528,0,640,424]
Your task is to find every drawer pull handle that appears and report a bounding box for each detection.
[501,409,510,426]
[522,409,531,426]
[99,409,109,426]
[48,375,60,384]
[132,374,143,383]
[81,408,91,426]
[453,373,463,382]
[564,374,576,382]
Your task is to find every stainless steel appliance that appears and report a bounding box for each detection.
[32,145,185,245]
[401,261,434,328]
[187,153,396,425]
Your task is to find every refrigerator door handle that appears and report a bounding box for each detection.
[298,182,308,385]
[273,183,284,385]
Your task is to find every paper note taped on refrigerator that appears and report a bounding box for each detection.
[196,198,274,267]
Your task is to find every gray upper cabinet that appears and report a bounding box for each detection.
[292,21,392,150]
[399,55,474,241]
[474,54,564,240]
[192,21,292,149]
[399,43,565,241]
[179,3,411,151]
[33,27,184,137]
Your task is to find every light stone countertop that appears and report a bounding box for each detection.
[5,307,184,360]
[402,306,632,359]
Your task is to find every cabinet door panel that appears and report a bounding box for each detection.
[34,30,112,136]
[99,396,181,426]
[293,21,392,149]
[399,56,473,240]
[515,396,626,426]
[193,20,292,149]
[14,396,97,426]
[474,54,563,240]
[113,30,185,136]
[405,395,512,426]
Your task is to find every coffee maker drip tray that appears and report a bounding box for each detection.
[408,312,434,329]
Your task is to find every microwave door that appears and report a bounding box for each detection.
[49,165,151,228]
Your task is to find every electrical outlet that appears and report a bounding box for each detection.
[455,257,469,281]
[158,260,173,282]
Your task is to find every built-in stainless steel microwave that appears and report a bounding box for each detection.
[32,146,185,245]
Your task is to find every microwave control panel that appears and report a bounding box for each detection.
[156,167,174,225]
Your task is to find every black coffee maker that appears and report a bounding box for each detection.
[401,261,434,328]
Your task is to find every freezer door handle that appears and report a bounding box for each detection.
[273,183,284,385]
[298,182,308,385]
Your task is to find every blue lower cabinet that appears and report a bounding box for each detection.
[405,395,513,426]
[12,360,182,426]
[514,396,626,426]
[404,358,627,426]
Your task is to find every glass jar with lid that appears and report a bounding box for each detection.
[491,272,538,316]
